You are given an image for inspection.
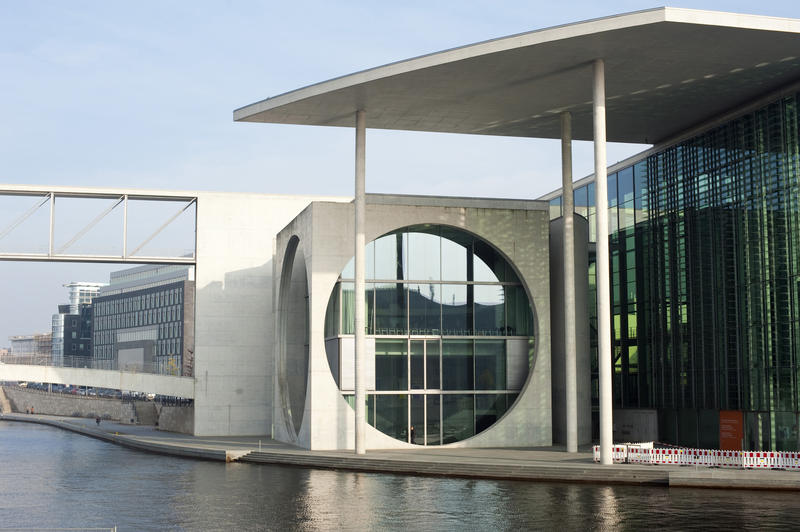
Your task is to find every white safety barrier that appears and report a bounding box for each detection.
[593,444,798,470]
[627,446,653,464]
[715,450,742,468]
[742,451,781,469]
[781,452,800,470]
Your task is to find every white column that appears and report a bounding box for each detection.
[593,59,613,465]
[48,192,55,257]
[354,109,367,455]
[562,112,578,453]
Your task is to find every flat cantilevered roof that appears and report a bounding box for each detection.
[234,7,800,144]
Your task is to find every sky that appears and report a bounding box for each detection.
[0,0,797,345]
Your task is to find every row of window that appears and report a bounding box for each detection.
[94,287,183,316]
[94,305,182,332]
[326,282,533,338]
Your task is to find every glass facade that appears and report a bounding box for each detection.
[548,92,800,451]
[328,225,535,445]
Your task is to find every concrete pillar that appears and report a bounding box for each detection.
[593,59,613,465]
[354,109,367,455]
[561,112,578,453]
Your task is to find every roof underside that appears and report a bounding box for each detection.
[234,8,800,144]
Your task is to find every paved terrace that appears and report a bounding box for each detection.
[3,412,800,490]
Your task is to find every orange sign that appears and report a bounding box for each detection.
[719,410,743,450]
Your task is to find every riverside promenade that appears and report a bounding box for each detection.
[4,412,800,490]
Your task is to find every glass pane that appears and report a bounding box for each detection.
[475,394,507,433]
[442,339,473,390]
[374,231,407,280]
[374,283,407,334]
[375,339,407,391]
[341,282,354,335]
[426,340,440,389]
[410,340,424,389]
[475,340,506,390]
[324,283,339,338]
[408,283,441,335]
[618,166,634,204]
[505,285,533,336]
[375,394,407,441]
[440,228,469,281]
[340,282,374,335]
[442,394,474,443]
[410,394,424,444]
[549,197,562,220]
[608,172,618,207]
[426,394,441,445]
[473,240,505,282]
[441,284,470,335]
[474,284,505,335]
[408,231,440,281]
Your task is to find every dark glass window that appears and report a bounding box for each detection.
[375,339,407,391]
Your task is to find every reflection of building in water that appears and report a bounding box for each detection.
[92,264,195,376]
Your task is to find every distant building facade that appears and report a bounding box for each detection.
[92,265,195,376]
[52,282,105,366]
[9,333,53,364]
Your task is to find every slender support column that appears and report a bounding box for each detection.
[562,112,578,453]
[593,59,613,465]
[354,109,367,455]
[48,192,55,257]
[122,195,128,258]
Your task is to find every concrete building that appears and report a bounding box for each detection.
[52,282,105,366]
[232,8,800,456]
[9,334,52,364]
[3,8,799,456]
[92,264,195,376]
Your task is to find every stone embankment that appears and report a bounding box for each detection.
[3,386,136,423]
[1,386,194,433]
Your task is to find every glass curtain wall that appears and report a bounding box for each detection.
[328,225,535,445]
[549,92,800,450]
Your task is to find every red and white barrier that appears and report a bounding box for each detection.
[742,451,780,469]
[715,450,742,468]
[593,444,800,470]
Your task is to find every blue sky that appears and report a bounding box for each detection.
[0,0,797,343]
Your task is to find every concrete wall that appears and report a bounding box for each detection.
[274,195,552,450]
[3,386,136,423]
[157,405,194,434]
[549,215,592,446]
[134,400,158,425]
[192,192,348,436]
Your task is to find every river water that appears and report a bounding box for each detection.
[2,421,800,531]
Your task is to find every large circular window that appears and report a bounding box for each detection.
[324,225,534,445]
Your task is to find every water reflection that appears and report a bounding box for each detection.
[5,422,800,530]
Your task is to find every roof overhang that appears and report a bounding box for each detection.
[234,7,800,144]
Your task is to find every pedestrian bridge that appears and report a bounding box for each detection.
[0,363,195,398]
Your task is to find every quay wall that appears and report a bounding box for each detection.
[2,386,136,424]
[157,404,194,434]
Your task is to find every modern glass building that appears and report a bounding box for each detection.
[542,90,800,451]
[324,224,534,445]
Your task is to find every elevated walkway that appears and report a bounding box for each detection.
[0,363,194,398]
